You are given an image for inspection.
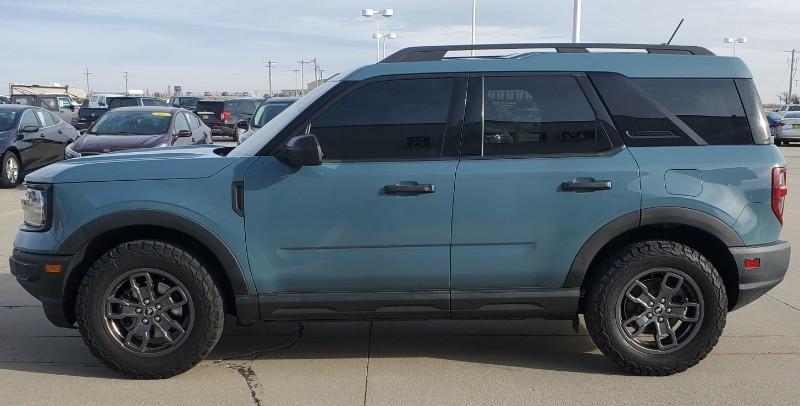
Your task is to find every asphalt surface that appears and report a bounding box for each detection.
[1,144,800,405]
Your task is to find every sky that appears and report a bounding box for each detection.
[1,0,798,102]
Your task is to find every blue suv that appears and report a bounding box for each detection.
[10,43,790,378]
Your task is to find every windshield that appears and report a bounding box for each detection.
[252,102,294,127]
[0,111,16,131]
[230,81,338,157]
[88,111,172,135]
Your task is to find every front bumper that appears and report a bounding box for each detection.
[730,240,791,310]
[9,249,75,328]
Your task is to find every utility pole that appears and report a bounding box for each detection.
[471,0,477,56]
[789,49,797,105]
[123,71,129,94]
[311,58,319,87]
[83,68,93,93]
[292,68,301,96]
[263,60,276,97]
[319,68,327,83]
[572,0,582,43]
[297,59,310,94]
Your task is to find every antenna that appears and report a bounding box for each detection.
[665,18,684,45]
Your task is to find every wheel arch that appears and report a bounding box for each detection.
[60,210,256,325]
[566,207,742,310]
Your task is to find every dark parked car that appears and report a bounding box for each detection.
[0,104,79,187]
[75,97,169,131]
[168,96,200,111]
[194,98,259,141]
[237,96,299,144]
[66,107,211,158]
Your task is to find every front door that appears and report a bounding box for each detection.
[16,110,47,172]
[244,76,466,319]
[450,74,641,316]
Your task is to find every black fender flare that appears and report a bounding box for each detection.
[563,207,744,288]
[59,209,251,296]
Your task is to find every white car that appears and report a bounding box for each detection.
[776,111,800,144]
[87,94,123,108]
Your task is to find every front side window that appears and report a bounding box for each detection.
[252,102,293,127]
[57,97,72,108]
[309,77,455,161]
[482,76,601,155]
[174,113,191,132]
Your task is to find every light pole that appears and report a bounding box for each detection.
[123,71,129,94]
[723,37,748,55]
[374,32,397,59]
[572,0,582,43]
[471,0,476,55]
[362,8,394,61]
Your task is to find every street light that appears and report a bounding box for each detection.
[374,32,398,60]
[572,0,582,43]
[362,8,394,61]
[723,37,748,55]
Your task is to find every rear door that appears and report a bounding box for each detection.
[450,74,640,317]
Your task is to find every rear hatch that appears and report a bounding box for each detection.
[195,101,224,126]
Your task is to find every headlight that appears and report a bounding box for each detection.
[65,144,80,159]
[20,186,49,231]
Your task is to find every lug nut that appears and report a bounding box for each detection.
[658,317,664,322]
[647,313,653,318]
[144,299,150,305]
[648,302,654,306]
[155,304,162,310]
[666,308,671,313]
[142,319,149,324]
[135,308,142,314]
[660,298,666,304]
[154,316,161,322]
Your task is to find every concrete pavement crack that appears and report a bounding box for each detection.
[767,294,800,312]
[226,363,264,406]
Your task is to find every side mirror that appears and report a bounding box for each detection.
[278,134,323,167]
[20,125,39,133]
[69,105,75,111]
[176,129,193,138]
[237,120,249,130]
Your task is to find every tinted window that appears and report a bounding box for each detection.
[252,102,293,127]
[89,111,172,135]
[0,111,16,131]
[142,99,158,106]
[238,100,257,114]
[108,98,139,108]
[35,110,55,127]
[19,110,40,128]
[482,76,600,155]
[224,101,238,111]
[790,106,800,112]
[40,97,58,111]
[195,101,223,112]
[636,79,751,145]
[309,78,455,161]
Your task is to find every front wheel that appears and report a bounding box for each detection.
[583,241,727,376]
[76,240,225,379]
[0,151,20,188]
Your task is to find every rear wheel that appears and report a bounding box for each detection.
[76,240,225,379]
[584,241,727,375]
[1,151,20,188]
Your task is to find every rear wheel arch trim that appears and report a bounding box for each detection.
[564,207,744,288]
[59,209,251,296]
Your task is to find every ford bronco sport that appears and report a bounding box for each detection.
[10,43,790,378]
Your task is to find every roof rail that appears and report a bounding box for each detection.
[382,43,715,63]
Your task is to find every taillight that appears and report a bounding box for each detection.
[221,111,231,121]
[778,121,785,127]
[772,166,788,224]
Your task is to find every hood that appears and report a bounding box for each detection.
[26,145,236,184]
[72,133,170,154]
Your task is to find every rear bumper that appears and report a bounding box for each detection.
[730,240,791,310]
[9,249,75,328]
[776,129,800,140]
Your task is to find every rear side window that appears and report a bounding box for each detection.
[309,78,455,161]
[482,76,602,155]
[635,79,751,145]
[20,110,40,128]
[35,110,55,127]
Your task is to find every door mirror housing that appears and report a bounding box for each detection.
[237,120,249,130]
[20,125,39,133]
[278,134,323,167]
[176,129,192,138]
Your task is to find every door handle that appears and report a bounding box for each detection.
[383,183,436,195]
[561,178,612,192]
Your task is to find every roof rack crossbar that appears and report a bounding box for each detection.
[382,43,715,63]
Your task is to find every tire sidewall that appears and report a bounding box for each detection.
[79,245,223,373]
[595,247,726,368]
[1,152,19,188]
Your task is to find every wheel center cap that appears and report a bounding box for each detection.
[144,307,156,317]
[653,305,665,315]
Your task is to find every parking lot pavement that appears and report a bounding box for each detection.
[1,146,800,405]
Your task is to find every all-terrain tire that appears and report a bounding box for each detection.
[583,240,727,376]
[76,240,225,379]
